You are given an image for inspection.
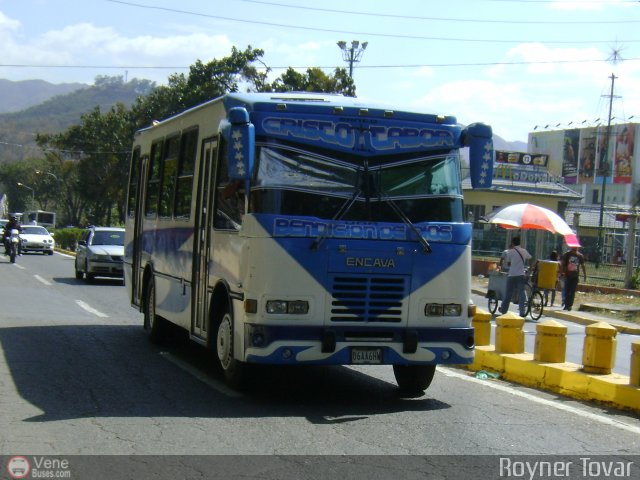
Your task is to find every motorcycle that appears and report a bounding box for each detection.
[7,229,21,263]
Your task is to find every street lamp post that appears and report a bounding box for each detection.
[337,40,367,96]
[35,170,59,181]
[17,182,35,209]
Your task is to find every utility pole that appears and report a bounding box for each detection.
[337,40,367,96]
[595,73,616,268]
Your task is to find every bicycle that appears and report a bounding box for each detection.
[523,268,544,321]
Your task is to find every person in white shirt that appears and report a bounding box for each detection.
[499,236,532,317]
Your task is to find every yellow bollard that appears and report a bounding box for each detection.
[495,311,525,354]
[582,321,617,374]
[534,319,568,363]
[472,308,492,347]
[631,341,640,387]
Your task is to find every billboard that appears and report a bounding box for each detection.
[613,124,633,184]
[529,124,637,185]
[562,129,580,184]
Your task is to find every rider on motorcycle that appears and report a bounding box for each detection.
[3,215,23,256]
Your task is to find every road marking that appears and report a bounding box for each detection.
[13,264,25,270]
[75,300,109,318]
[160,351,242,398]
[34,275,52,286]
[439,367,640,435]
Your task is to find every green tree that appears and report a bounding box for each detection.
[37,103,134,226]
[0,158,47,212]
[268,67,355,96]
[131,45,269,129]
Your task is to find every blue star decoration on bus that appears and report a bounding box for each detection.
[478,140,493,186]
[231,128,246,177]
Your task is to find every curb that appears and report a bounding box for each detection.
[471,288,640,335]
[466,347,640,415]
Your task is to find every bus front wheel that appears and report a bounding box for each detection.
[215,311,248,389]
[393,364,436,395]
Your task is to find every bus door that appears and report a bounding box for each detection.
[191,138,217,339]
[131,151,148,308]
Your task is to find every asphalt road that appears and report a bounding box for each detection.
[0,252,639,463]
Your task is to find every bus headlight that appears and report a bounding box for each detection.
[266,300,309,315]
[425,303,462,317]
[443,304,462,316]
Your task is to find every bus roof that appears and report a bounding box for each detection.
[136,92,458,134]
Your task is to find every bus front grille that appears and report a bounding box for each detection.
[329,275,407,323]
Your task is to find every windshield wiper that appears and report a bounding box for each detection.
[378,192,432,254]
[310,186,361,251]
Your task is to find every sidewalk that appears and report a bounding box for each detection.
[471,277,640,335]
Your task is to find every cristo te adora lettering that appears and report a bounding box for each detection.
[369,125,455,150]
[261,117,455,152]
[262,117,356,148]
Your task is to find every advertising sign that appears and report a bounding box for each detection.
[562,129,580,184]
[495,151,548,167]
[613,123,634,184]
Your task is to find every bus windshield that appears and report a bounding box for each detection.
[250,145,464,223]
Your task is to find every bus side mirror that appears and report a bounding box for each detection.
[463,123,494,189]
[223,107,255,181]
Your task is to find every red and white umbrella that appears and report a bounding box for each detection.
[486,203,581,247]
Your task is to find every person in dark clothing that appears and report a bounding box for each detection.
[2,215,23,255]
[562,246,587,311]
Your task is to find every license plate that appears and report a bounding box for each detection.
[351,347,383,364]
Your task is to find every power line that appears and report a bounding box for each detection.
[1,57,638,72]
[0,141,128,156]
[106,0,640,45]
[238,0,640,24]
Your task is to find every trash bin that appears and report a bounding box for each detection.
[537,260,558,290]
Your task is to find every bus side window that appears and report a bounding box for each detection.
[214,181,244,230]
[214,156,244,230]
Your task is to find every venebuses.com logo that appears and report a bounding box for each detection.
[5,456,71,479]
[6,456,30,479]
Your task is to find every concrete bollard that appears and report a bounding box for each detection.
[631,341,640,387]
[582,321,617,374]
[495,311,525,354]
[534,319,568,363]
[472,308,492,347]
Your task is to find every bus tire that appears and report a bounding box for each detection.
[145,279,165,343]
[393,364,436,395]
[215,310,248,390]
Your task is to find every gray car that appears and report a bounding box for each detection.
[75,226,125,283]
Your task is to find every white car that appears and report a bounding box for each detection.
[75,226,125,283]
[20,225,55,255]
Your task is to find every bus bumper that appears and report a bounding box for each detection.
[244,325,474,365]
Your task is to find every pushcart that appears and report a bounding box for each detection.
[485,269,544,320]
[486,271,508,314]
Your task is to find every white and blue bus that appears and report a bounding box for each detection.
[124,92,493,393]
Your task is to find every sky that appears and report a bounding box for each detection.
[0,0,639,143]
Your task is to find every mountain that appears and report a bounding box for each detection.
[0,77,155,164]
[494,137,527,152]
[0,79,86,114]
